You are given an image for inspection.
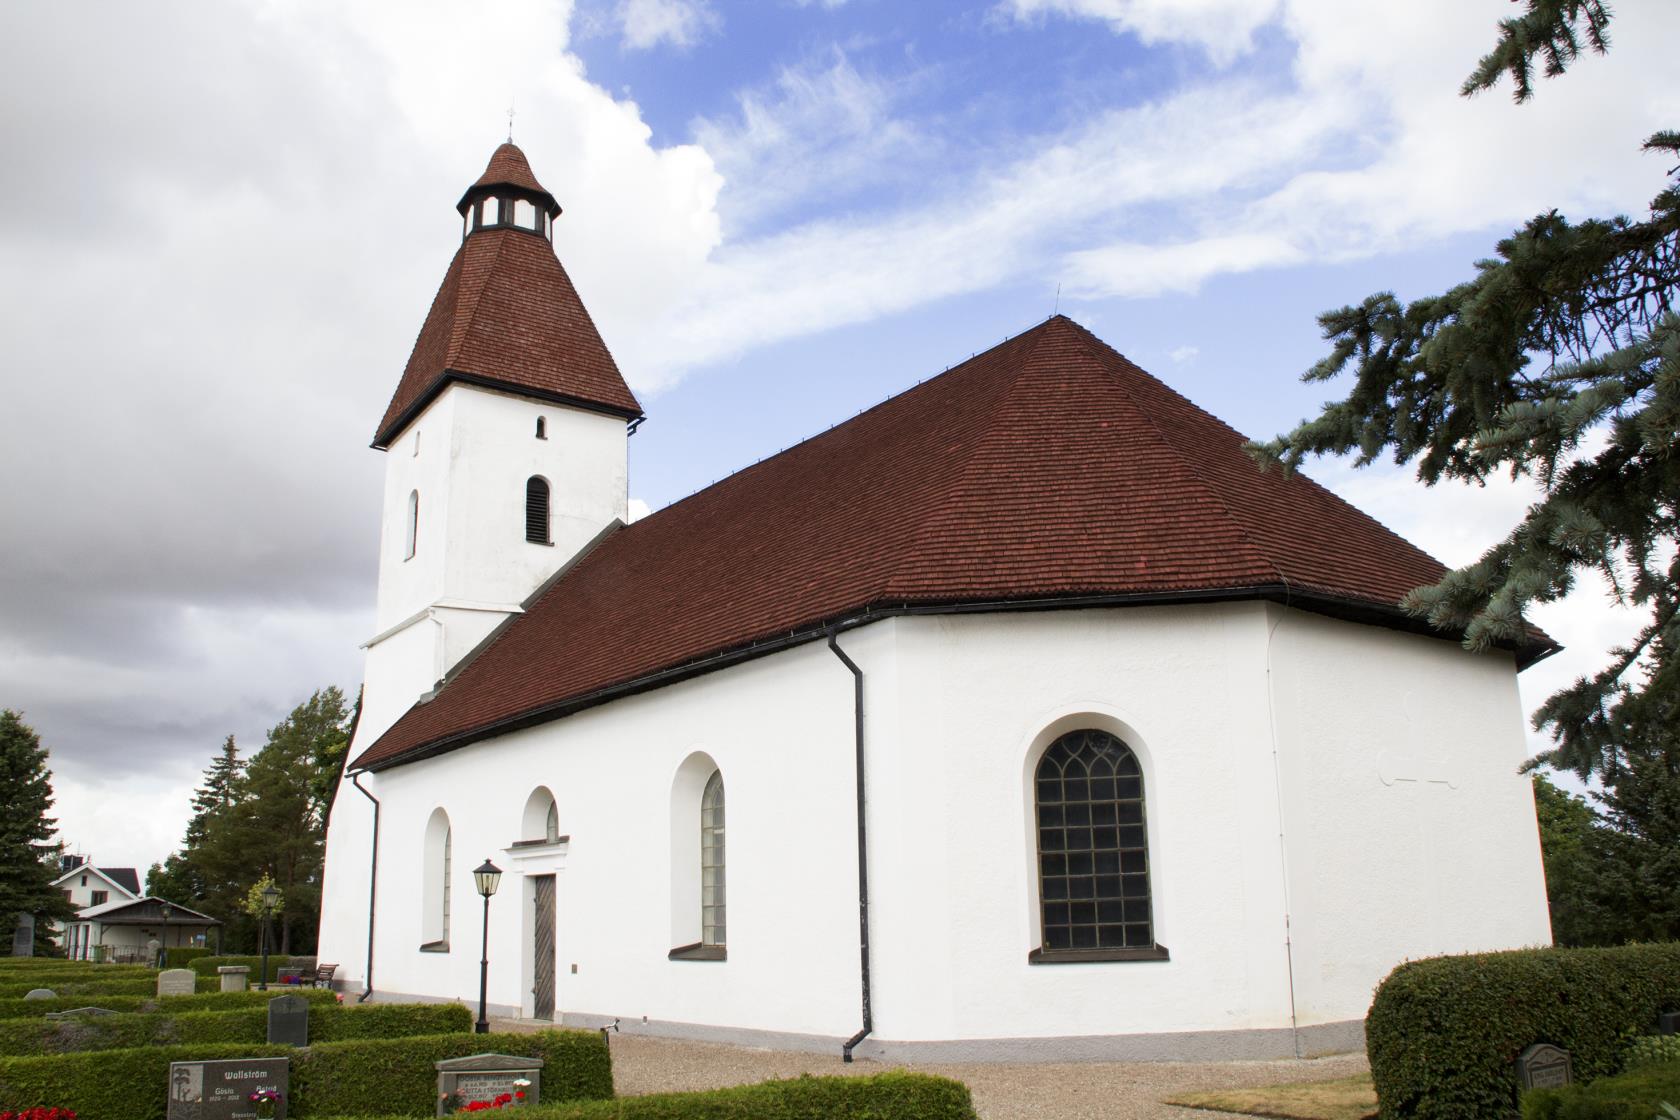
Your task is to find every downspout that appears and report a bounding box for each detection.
[827,628,873,1063]
[350,771,381,1003]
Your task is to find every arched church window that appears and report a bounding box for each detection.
[405,490,419,560]
[701,771,726,948]
[546,799,560,845]
[421,808,451,951]
[525,477,551,544]
[535,416,547,440]
[1032,729,1167,962]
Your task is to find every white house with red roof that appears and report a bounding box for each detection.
[316,143,1554,1060]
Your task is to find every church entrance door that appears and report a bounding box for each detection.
[532,875,556,1021]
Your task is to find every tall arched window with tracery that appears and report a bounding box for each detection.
[1032,729,1167,961]
[700,771,726,948]
[526,476,551,544]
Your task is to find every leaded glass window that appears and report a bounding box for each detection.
[700,770,726,947]
[440,825,452,943]
[1035,729,1154,953]
[545,799,559,844]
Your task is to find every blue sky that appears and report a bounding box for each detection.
[1,0,1675,871]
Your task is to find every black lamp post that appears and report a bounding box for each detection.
[257,883,280,991]
[472,860,502,1034]
[158,902,174,969]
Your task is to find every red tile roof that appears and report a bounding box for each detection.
[353,315,1549,771]
[373,227,642,447]
[460,142,558,214]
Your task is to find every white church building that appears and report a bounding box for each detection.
[316,142,1556,1061]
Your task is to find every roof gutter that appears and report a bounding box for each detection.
[827,627,873,1063]
[358,584,1560,772]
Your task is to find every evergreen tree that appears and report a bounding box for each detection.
[1252,1,1678,781]
[0,711,78,954]
[1531,774,1604,946]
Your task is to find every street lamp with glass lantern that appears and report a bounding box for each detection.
[258,883,280,991]
[472,860,502,1034]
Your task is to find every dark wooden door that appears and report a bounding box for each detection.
[532,875,556,1021]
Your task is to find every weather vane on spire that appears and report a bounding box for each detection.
[507,99,516,143]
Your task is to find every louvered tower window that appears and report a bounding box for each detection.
[526,476,551,544]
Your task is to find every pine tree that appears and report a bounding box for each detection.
[0,711,78,954]
[186,735,243,849]
[1252,1,1678,782]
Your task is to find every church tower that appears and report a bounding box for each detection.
[359,142,643,743]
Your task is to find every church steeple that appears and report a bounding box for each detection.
[456,142,562,241]
[373,142,642,451]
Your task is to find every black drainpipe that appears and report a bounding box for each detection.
[350,771,381,1003]
[828,628,873,1063]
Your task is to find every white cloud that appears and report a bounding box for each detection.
[999,0,1282,64]
[1169,345,1199,364]
[618,0,719,50]
[627,498,652,523]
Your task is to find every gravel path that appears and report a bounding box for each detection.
[494,1019,1369,1120]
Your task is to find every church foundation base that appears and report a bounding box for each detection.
[558,1009,1365,1063]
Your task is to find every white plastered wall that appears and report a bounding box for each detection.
[328,638,867,1037]
[1265,605,1553,1028]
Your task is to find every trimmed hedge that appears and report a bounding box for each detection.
[0,987,340,1021]
[317,1072,978,1120]
[162,947,214,969]
[187,955,312,984]
[1521,1060,1680,1120]
[0,1001,470,1056]
[1367,942,1680,1120]
[0,1029,610,1119]
[0,976,216,999]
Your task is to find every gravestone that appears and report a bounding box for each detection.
[219,965,251,993]
[267,994,308,1047]
[1660,1011,1679,1035]
[45,1007,118,1020]
[158,968,197,997]
[23,989,55,1001]
[10,913,33,957]
[1517,1042,1573,1091]
[434,1053,542,1115]
[167,1056,289,1120]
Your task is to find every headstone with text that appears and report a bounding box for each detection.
[158,968,197,997]
[1517,1043,1573,1091]
[266,994,308,1047]
[23,989,55,1001]
[167,1057,288,1120]
[219,965,251,993]
[10,913,33,957]
[435,1053,542,1115]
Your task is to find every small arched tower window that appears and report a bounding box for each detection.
[521,787,561,846]
[700,770,726,948]
[421,808,452,950]
[535,416,546,440]
[525,477,551,544]
[1032,729,1165,961]
[405,490,419,560]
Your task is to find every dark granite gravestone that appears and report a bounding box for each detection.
[1660,1011,1679,1035]
[434,1053,542,1115]
[45,1007,118,1020]
[1517,1042,1573,1091]
[266,994,308,1046]
[10,913,33,957]
[23,989,55,1001]
[167,1057,289,1120]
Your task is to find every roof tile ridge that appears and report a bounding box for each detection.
[611,320,1061,535]
[446,229,511,371]
[877,321,1069,599]
[1062,320,1290,588]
